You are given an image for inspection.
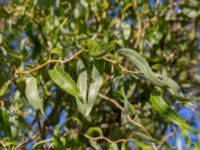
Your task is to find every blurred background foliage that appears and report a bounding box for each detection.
[0,0,200,149]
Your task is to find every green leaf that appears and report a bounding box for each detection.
[88,39,101,56]
[25,77,44,113]
[48,64,80,97]
[109,143,119,150]
[118,48,165,87]
[87,61,103,116]
[150,92,200,133]
[87,39,114,58]
[134,139,154,150]
[118,48,199,103]
[86,127,103,137]
[89,140,102,150]
[133,131,159,143]
[121,143,126,150]
[76,59,88,116]
[0,80,11,96]
[50,48,63,59]
[0,107,11,137]
[53,136,65,149]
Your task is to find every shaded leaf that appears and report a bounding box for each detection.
[87,61,103,116]
[0,107,11,137]
[76,59,88,116]
[25,77,43,113]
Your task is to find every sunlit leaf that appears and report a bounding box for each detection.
[88,39,101,56]
[150,92,200,133]
[0,80,10,96]
[50,48,63,59]
[89,140,102,150]
[133,131,159,143]
[118,48,199,102]
[86,127,103,137]
[109,143,119,150]
[87,39,114,58]
[134,139,154,150]
[48,64,80,97]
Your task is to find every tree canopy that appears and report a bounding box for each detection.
[0,0,200,149]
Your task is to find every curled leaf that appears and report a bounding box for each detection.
[87,39,114,58]
[118,48,198,102]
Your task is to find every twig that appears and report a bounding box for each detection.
[84,134,132,144]
[98,93,123,110]
[102,57,142,75]
[84,134,157,150]
[14,49,85,75]
[14,132,41,150]
[0,139,7,150]
[157,128,177,149]
[32,138,53,149]
[98,93,151,137]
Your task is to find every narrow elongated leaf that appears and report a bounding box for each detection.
[89,140,102,150]
[48,64,80,97]
[109,143,119,150]
[87,61,103,116]
[0,80,11,96]
[76,59,87,103]
[118,48,198,102]
[76,59,88,116]
[134,139,154,150]
[150,93,200,133]
[25,77,43,113]
[133,132,159,143]
[118,48,165,87]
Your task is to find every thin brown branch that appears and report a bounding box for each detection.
[14,49,85,75]
[98,93,152,137]
[0,139,7,150]
[84,134,131,144]
[157,128,178,149]
[14,132,40,150]
[102,57,142,75]
[98,93,123,110]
